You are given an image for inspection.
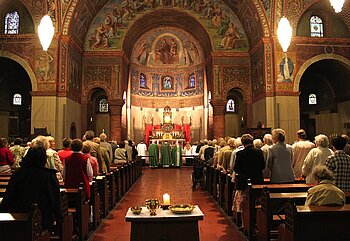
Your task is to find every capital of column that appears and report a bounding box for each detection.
[210,99,227,115]
[109,99,125,116]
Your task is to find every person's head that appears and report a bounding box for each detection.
[85,130,95,140]
[0,138,8,148]
[314,134,329,148]
[62,138,72,148]
[22,146,47,168]
[228,138,236,148]
[341,134,350,144]
[100,132,107,141]
[241,134,254,147]
[253,139,263,148]
[272,128,286,143]
[234,137,242,148]
[14,137,23,146]
[118,142,125,148]
[71,139,83,152]
[32,135,49,150]
[82,144,91,154]
[128,140,133,146]
[296,129,307,140]
[93,137,101,144]
[330,135,347,151]
[45,136,55,149]
[263,134,273,145]
[312,165,334,183]
[203,139,209,145]
[219,140,227,148]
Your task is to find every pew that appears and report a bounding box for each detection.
[96,175,109,218]
[0,204,50,241]
[224,173,234,216]
[106,172,116,210]
[218,171,226,208]
[243,183,313,240]
[279,202,350,241]
[89,181,101,230]
[64,187,89,241]
[110,166,121,201]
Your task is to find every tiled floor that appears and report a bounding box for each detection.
[89,167,246,241]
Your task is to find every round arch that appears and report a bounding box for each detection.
[223,82,252,103]
[82,81,113,104]
[294,54,350,92]
[0,51,37,91]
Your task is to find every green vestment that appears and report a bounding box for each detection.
[171,145,182,167]
[148,143,159,167]
[160,143,171,167]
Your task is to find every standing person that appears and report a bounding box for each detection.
[99,132,113,164]
[160,141,171,167]
[261,134,273,177]
[325,135,350,191]
[82,144,99,178]
[0,138,15,173]
[292,129,315,178]
[136,140,147,165]
[267,128,295,183]
[93,137,110,173]
[125,140,133,162]
[57,138,73,166]
[148,140,159,168]
[9,137,25,168]
[83,130,103,174]
[183,142,195,166]
[302,134,333,184]
[171,141,182,167]
[64,139,92,199]
[114,142,127,165]
[46,136,64,181]
[0,146,62,230]
[233,134,265,229]
[305,165,345,206]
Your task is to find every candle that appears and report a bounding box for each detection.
[163,193,170,205]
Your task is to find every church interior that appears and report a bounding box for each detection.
[0,0,350,146]
[1,1,350,241]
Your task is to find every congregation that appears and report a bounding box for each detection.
[0,128,350,236]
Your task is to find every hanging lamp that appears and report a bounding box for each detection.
[38,14,54,51]
[277,17,292,52]
[329,0,345,13]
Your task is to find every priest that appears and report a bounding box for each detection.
[148,140,159,168]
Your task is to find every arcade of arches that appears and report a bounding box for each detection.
[1,0,350,147]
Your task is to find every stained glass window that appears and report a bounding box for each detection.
[226,99,235,112]
[140,73,147,88]
[310,16,323,37]
[188,73,196,88]
[13,93,22,105]
[309,94,317,105]
[99,99,108,112]
[4,11,19,34]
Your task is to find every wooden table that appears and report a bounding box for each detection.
[125,205,204,241]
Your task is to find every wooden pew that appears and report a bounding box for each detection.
[0,204,50,241]
[212,168,220,201]
[64,187,89,241]
[279,202,350,241]
[106,172,116,210]
[89,181,101,230]
[96,175,109,218]
[243,183,313,240]
[218,170,226,208]
[256,188,307,241]
[224,173,234,217]
[110,166,121,201]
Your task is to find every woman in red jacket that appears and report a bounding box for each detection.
[0,138,15,173]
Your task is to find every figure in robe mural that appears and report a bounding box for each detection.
[220,22,240,50]
[278,53,294,82]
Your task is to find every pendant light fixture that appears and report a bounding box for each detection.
[38,14,54,51]
[277,17,292,52]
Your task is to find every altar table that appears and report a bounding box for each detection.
[125,205,204,241]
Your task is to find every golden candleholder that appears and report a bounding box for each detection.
[146,198,160,216]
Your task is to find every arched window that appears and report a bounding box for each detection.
[140,73,147,88]
[309,94,317,105]
[188,73,196,88]
[99,98,109,112]
[13,93,22,105]
[4,11,19,34]
[310,16,323,37]
[226,99,235,112]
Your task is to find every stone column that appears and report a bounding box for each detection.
[210,99,226,139]
[109,100,124,141]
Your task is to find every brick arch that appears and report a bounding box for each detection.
[293,54,350,92]
[0,51,37,91]
[223,82,252,103]
[82,81,112,104]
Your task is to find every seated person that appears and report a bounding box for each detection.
[305,165,345,206]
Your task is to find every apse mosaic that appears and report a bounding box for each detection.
[84,0,248,51]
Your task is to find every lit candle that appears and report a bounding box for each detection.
[163,193,170,205]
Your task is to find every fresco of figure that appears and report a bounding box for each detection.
[157,38,172,64]
[278,53,294,82]
[91,23,109,49]
[104,13,119,37]
[184,40,199,66]
[211,3,223,28]
[137,41,151,65]
[220,22,240,50]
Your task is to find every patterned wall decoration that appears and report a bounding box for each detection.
[84,66,112,84]
[251,46,265,101]
[84,0,248,51]
[68,47,82,91]
[260,0,271,19]
[62,0,78,35]
[35,51,55,83]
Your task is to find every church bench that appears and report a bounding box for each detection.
[0,204,50,241]
[64,187,89,241]
[243,183,314,240]
[279,202,350,241]
[106,172,117,210]
[218,170,226,208]
[96,175,109,218]
[89,181,101,231]
[110,166,122,201]
[224,173,234,217]
[212,168,221,201]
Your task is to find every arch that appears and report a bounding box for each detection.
[223,82,252,103]
[293,54,350,92]
[0,51,37,91]
[82,81,113,104]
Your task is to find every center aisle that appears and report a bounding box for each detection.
[89,167,245,241]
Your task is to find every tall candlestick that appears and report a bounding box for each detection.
[163,193,170,205]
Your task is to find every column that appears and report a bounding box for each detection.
[210,100,226,139]
[110,100,124,141]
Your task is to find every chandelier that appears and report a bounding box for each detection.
[277,17,292,52]
[38,14,54,51]
[329,0,345,13]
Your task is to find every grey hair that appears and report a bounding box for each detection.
[315,134,329,148]
[312,165,334,182]
[263,134,273,145]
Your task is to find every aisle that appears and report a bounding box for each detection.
[89,167,245,241]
